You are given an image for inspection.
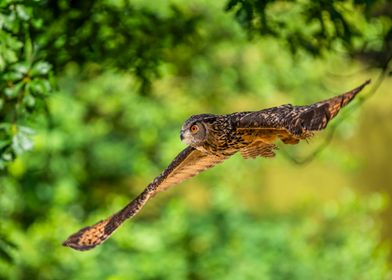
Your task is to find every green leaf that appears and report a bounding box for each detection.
[4,82,24,98]
[2,71,23,81]
[31,61,51,76]
[12,128,34,155]
[16,5,30,21]
[30,79,51,95]
[23,93,35,108]
[2,153,12,161]
[11,62,29,75]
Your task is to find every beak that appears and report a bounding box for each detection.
[180,131,184,141]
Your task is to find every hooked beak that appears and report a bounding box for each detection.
[180,130,191,145]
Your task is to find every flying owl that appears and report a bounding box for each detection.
[63,80,371,251]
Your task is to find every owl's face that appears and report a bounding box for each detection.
[180,114,216,147]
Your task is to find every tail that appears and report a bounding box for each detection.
[63,189,151,251]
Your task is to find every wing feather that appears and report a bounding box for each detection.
[240,141,278,159]
[63,146,228,251]
[236,80,370,144]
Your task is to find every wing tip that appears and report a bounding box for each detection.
[348,79,371,96]
[62,225,103,251]
[332,78,372,109]
[359,79,371,91]
[62,238,98,251]
[62,228,97,251]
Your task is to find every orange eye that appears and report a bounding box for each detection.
[190,124,199,133]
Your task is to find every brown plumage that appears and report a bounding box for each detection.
[63,80,370,251]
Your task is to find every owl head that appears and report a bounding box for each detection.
[180,114,216,146]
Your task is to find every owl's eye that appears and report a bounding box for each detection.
[190,124,199,134]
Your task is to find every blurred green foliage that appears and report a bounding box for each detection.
[0,0,54,168]
[1,0,391,279]
[0,0,391,166]
[0,0,201,168]
[226,0,391,62]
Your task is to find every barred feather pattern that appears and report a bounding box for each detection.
[236,80,371,137]
[63,147,228,251]
[63,80,370,251]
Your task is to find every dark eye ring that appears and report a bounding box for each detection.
[190,124,199,133]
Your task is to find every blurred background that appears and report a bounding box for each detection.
[1,0,391,279]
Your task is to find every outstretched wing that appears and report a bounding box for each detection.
[291,79,371,132]
[236,80,371,158]
[63,146,229,251]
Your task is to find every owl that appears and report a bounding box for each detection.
[63,80,370,251]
